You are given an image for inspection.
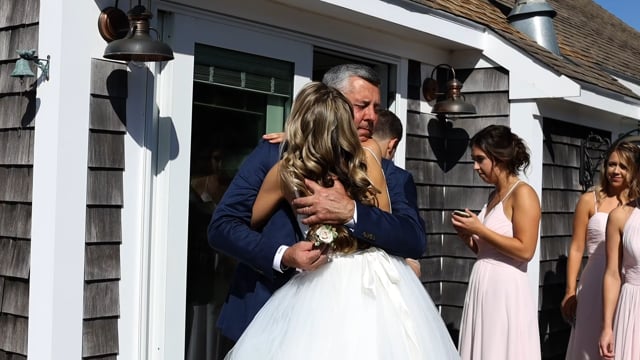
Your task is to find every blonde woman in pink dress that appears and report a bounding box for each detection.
[452,125,541,360]
[562,142,639,360]
[599,169,640,360]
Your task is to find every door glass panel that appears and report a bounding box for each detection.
[185,44,293,360]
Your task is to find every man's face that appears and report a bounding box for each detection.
[342,76,381,142]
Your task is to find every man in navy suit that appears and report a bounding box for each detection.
[208,64,426,342]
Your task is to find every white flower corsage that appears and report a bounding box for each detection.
[312,224,338,247]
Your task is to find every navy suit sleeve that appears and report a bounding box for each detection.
[352,160,426,258]
[207,140,288,277]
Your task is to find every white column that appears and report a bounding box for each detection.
[119,64,153,360]
[393,58,409,169]
[27,1,94,358]
[509,100,542,304]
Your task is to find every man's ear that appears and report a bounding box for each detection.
[386,138,400,159]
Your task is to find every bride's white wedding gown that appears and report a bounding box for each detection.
[225,246,459,359]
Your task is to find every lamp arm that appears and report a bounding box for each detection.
[429,63,455,80]
[425,63,457,100]
[148,27,161,41]
[35,55,50,81]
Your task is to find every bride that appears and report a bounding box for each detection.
[225,81,458,359]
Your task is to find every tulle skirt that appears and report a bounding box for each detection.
[225,247,459,360]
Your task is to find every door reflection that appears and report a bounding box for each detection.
[184,44,294,360]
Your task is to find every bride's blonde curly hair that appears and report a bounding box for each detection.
[279,82,379,253]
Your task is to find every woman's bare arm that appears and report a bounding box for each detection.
[489,184,541,261]
[251,162,285,229]
[362,139,390,213]
[599,205,627,359]
[562,192,593,320]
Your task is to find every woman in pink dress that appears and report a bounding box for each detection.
[563,141,639,360]
[599,158,640,360]
[452,125,541,360]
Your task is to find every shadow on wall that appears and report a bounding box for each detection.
[21,90,37,127]
[107,66,179,174]
[0,89,38,128]
[427,117,470,172]
[539,255,571,360]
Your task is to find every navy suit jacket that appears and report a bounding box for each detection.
[208,140,426,340]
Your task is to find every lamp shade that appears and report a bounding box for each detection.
[431,98,477,115]
[103,5,174,62]
[431,78,476,115]
[104,33,174,62]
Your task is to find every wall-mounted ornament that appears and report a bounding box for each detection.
[10,49,50,81]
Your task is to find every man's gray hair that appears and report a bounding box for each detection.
[322,64,381,93]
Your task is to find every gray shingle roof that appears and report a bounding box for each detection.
[411,0,640,100]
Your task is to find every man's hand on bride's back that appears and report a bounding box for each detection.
[282,241,329,271]
[292,179,355,226]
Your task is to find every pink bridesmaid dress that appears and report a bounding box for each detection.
[565,193,608,360]
[612,208,640,359]
[458,182,541,360]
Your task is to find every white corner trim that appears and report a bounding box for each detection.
[28,1,93,358]
[394,58,409,169]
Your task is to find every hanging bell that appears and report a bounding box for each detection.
[10,58,36,78]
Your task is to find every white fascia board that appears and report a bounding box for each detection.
[313,0,485,49]
[563,86,640,120]
[615,76,640,98]
[162,0,446,67]
[482,31,580,99]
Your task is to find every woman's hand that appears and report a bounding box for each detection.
[451,209,480,234]
[451,210,479,253]
[560,293,577,325]
[599,327,615,359]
